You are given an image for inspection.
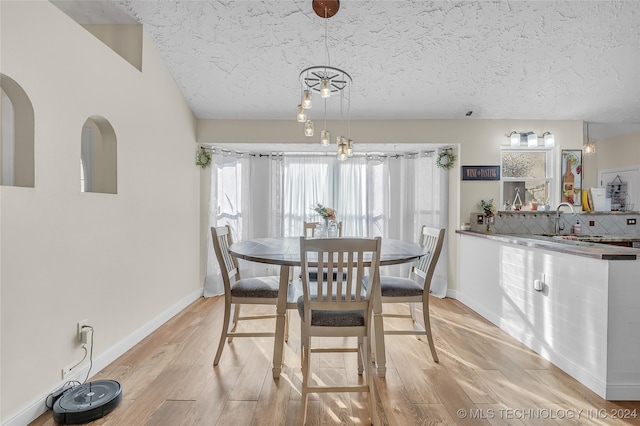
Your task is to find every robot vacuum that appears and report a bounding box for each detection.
[53,380,122,424]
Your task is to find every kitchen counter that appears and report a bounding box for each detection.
[457,231,640,400]
[456,230,639,260]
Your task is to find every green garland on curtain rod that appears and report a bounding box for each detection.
[196,148,212,168]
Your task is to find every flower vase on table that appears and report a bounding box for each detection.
[315,222,327,238]
[327,220,339,237]
[311,203,337,238]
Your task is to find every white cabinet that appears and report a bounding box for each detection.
[458,234,640,400]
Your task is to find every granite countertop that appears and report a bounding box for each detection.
[566,234,640,242]
[456,230,639,260]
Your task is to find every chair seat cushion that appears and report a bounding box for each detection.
[231,276,279,298]
[363,275,424,297]
[296,296,365,327]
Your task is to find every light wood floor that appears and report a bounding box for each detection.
[32,296,640,425]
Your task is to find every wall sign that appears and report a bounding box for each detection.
[461,165,500,181]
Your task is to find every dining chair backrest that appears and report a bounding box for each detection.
[303,221,343,237]
[211,225,240,292]
[303,221,317,237]
[413,226,445,289]
[299,236,381,314]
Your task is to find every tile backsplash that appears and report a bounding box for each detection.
[467,211,640,236]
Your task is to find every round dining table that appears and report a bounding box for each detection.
[229,236,429,378]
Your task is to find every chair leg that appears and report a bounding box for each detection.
[422,301,439,363]
[285,310,290,343]
[363,336,374,425]
[300,330,311,425]
[228,303,241,343]
[357,336,364,375]
[410,302,419,327]
[213,298,232,366]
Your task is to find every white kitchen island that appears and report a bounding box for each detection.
[457,231,640,401]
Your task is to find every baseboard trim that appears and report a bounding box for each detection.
[455,292,610,400]
[2,288,203,426]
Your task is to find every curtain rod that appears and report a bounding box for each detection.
[200,146,437,159]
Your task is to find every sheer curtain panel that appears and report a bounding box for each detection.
[207,148,449,298]
[204,151,250,296]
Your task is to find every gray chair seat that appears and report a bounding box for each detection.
[380,276,423,297]
[297,296,365,327]
[363,275,423,297]
[231,276,279,298]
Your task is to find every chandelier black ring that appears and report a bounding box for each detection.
[299,66,352,94]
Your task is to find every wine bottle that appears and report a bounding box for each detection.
[563,157,575,203]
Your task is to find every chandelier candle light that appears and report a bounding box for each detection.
[297,0,353,160]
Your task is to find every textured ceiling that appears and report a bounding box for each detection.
[53,0,640,138]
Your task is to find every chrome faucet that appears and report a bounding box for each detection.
[554,202,576,234]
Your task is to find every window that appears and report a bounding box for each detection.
[214,157,245,238]
[281,155,374,237]
[501,148,554,209]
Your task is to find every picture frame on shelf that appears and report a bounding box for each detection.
[561,149,582,206]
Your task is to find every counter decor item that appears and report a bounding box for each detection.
[479,199,496,232]
[512,188,523,211]
[561,150,582,206]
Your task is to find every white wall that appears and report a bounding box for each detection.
[0,1,200,423]
[596,130,640,171]
[197,119,585,293]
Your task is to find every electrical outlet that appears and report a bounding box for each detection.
[627,218,637,225]
[62,361,78,379]
[77,319,88,342]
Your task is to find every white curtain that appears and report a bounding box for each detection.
[207,149,449,298]
[382,151,449,298]
[268,151,449,297]
[204,150,252,297]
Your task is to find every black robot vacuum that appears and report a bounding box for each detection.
[53,380,122,424]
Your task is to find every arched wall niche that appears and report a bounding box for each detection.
[1,73,35,187]
[80,115,117,194]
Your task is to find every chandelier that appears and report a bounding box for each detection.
[296,0,353,161]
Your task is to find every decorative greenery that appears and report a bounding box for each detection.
[196,149,212,168]
[312,203,336,221]
[479,199,496,217]
[436,148,456,169]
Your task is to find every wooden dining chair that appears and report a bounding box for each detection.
[298,236,381,425]
[302,221,344,281]
[376,226,445,362]
[210,225,280,366]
